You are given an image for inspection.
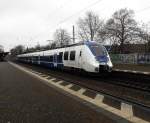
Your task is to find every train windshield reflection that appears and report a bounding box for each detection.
[89,45,107,56]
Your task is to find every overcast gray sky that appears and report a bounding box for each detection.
[0,0,150,51]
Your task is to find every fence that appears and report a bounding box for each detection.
[110,53,150,64]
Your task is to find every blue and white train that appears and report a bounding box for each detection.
[17,41,113,73]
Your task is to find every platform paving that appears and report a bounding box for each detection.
[0,61,120,123]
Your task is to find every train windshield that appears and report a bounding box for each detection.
[89,44,107,56]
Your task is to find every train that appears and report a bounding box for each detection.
[17,41,113,73]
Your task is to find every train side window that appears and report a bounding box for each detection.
[44,56,49,61]
[59,52,63,62]
[79,51,82,56]
[64,51,68,60]
[40,56,43,61]
[49,55,53,62]
[35,56,38,61]
[70,51,76,60]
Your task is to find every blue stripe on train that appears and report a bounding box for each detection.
[57,63,64,68]
[40,61,53,68]
[32,61,39,64]
[40,61,63,68]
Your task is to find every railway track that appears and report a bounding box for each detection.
[95,72,150,92]
[15,62,150,108]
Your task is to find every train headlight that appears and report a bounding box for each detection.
[100,62,106,65]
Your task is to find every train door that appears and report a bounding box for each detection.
[38,55,40,65]
[31,55,33,64]
[54,53,57,67]
[78,49,82,69]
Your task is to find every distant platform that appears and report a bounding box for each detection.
[113,64,150,75]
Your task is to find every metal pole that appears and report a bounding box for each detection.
[73,25,75,43]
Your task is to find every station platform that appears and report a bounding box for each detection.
[0,62,125,123]
[0,61,149,123]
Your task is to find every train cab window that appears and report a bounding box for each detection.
[64,51,69,60]
[89,44,107,56]
[70,51,76,60]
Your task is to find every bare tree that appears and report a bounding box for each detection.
[10,45,25,56]
[50,42,57,49]
[105,8,138,53]
[35,42,41,51]
[53,28,71,47]
[137,23,150,52]
[77,11,104,42]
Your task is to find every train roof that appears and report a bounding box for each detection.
[18,41,103,57]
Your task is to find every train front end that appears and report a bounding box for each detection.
[86,41,113,73]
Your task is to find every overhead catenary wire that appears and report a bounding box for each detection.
[46,0,74,20]
[30,0,104,43]
[58,0,103,24]
[136,6,150,13]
